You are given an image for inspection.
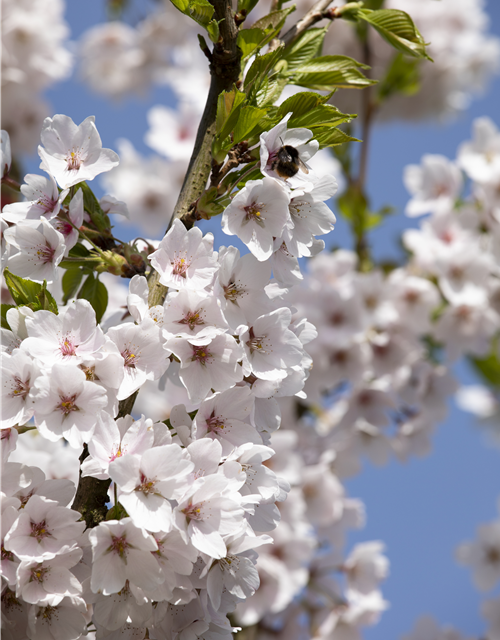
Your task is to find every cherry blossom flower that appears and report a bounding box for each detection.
[21,299,106,368]
[403,154,463,217]
[1,173,65,223]
[456,522,500,590]
[1,350,39,429]
[4,218,66,283]
[168,333,244,404]
[238,308,304,381]
[109,443,194,532]
[221,178,291,261]
[30,363,108,448]
[38,114,119,189]
[214,246,274,330]
[88,518,164,595]
[16,546,82,606]
[174,475,245,558]
[106,318,170,400]
[149,218,219,291]
[4,494,84,561]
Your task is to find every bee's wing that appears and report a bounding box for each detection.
[298,157,309,174]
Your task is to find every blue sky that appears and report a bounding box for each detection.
[20,0,500,637]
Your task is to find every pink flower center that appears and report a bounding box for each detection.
[79,364,97,381]
[182,501,204,522]
[243,201,265,224]
[30,567,48,583]
[10,375,30,399]
[108,534,130,559]
[137,472,158,495]
[109,445,125,462]
[36,243,56,265]
[223,281,243,303]
[53,218,73,237]
[190,345,211,365]
[246,327,267,354]
[30,520,52,542]
[60,337,77,357]
[172,256,189,278]
[122,348,138,368]
[57,393,79,415]
[66,150,82,171]
[40,605,57,621]
[37,194,58,215]
[205,411,226,434]
[179,310,204,331]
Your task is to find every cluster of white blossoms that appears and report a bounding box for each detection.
[1,0,73,155]
[1,111,390,639]
[274,116,500,484]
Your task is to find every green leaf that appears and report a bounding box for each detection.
[338,185,368,224]
[244,45,285,102]
[197,187,225,219]
[207,18,220,43]
[288,103,354,129]
[250,6,295,33]
[77,274,108,323]
[364,0,385,9]
[3,269,45,307]
[254,75,288,108]
[215,87,247,138]
[359,9,432,60]
[313,127,359,148]
[377,52,420,101]
[68,243,91,258]
[35,283,59,314]
[277,91,328,119]
[470,344,500,389]
[220,161,261,191]
[3,269,58,314]
[233,105,268,141]
[1,304,14,330]
[275,91,357,148]
[186,0,214,25]
[289,55,377,90]
[168,0,224,42]
[79,182,110,232]
[170,0,189,11]
[213,87,248,161]
[282,27,328,71]
[106,503,128,520]
[238,28,268,59]
[62,268,84,304]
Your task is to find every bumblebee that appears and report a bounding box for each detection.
[271,143,309,179]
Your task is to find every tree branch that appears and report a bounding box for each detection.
[147,0,242,309]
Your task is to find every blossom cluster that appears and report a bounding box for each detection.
[0,109,391,640]
[272,116,500,486]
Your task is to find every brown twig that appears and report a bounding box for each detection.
[280,0,336,47]
[210,142,253,189]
